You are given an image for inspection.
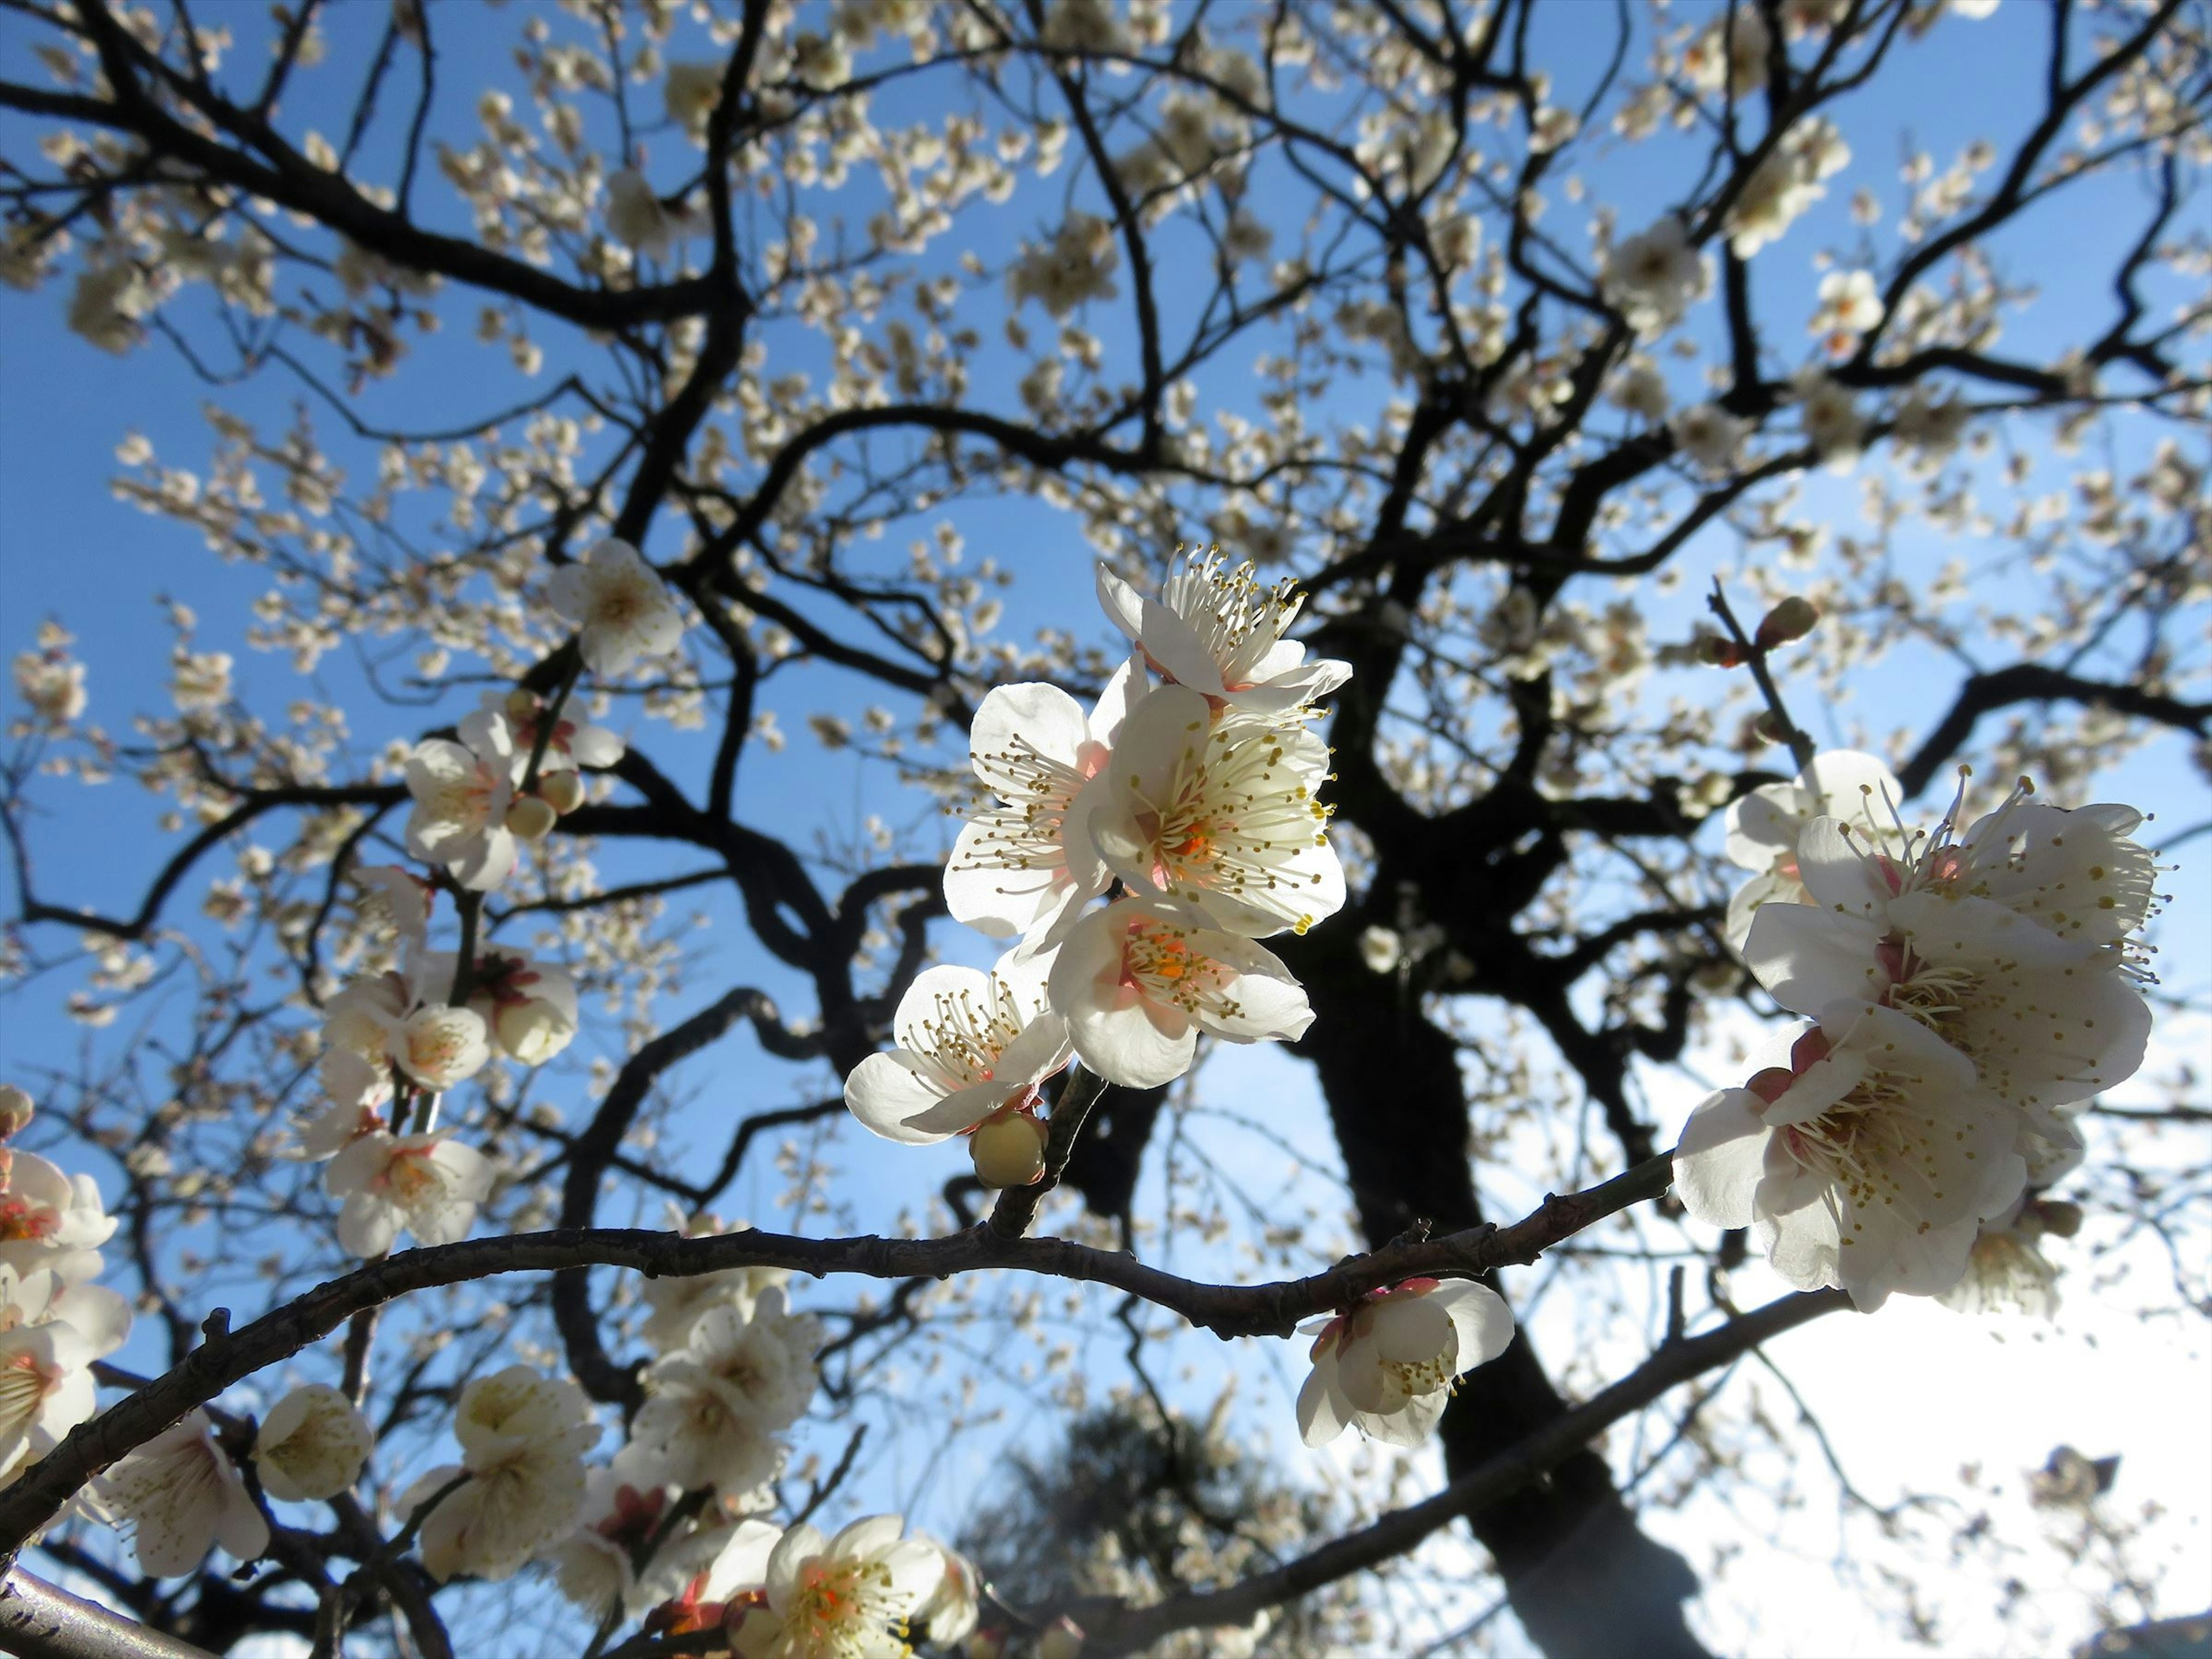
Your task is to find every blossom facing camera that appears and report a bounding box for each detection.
[1298,1278,1516,1448]
[757,1514,945,1659]
[253,1384,374,1502]
[325,1131,493,1257]
[843,955,1073,1143]
[547,539,687,679]
[407,1366,599,1583]
[404,717,518,891]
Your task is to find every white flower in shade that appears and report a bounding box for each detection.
[912,1538,982,1646]
[547,539,687,679]
[638,1210,792,1355]
[350,864,433,948]
[97,1411,269,1578]
[1674,1002,2029,1309]
[1745,792,2154,1130]
[944,663,1139,950]
[1891,387,1972,472]
[388,1004,493,1092]
[843,955,1073,1145]
[1607,357,1670,425]
[748,1514,945,1659]
[1096,554,1351,718]
[416,948,579,1067]
[605,168,706,261]
[253,1384,374,1502]
[625,1289,821,1494]
[469,689,623,783]
[1086,685,1344,938]
[12,649,86,728]
[1297,1279,1515,1449]
[1600,216,1709,335]
[405,716,518,891]
[1791,369,1866,468]
[1722,748,1906,948]
[550,1471,672,1615]
[325,1131,493,1257]
[407,1367,599,1583]
[1687,5,1772,97]
[1725,151,1818,259]
[0,1149,118,1287]
[1007,213,1121,319]
[1048,898,1313,1088]
[664,59,725,139]
[1669,401,1751,476]
[67,262,151,354]
[1939,1128,2085,1318]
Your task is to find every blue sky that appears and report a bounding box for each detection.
[2,1,2208,1652]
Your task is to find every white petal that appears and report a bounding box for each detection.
[1673,1089,1769,1227]
[844,1054,956,1145]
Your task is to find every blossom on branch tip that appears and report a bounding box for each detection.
[1096,553,1350,718]
[843,954,1073,1143]
[1048,897,1313,1088]
[253,1384,374,1502]
[96,1410,268,1578]
[547,538,687,679]
[623,1287,820,1496]
[1297,1279,1515,1448]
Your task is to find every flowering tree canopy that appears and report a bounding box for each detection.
[0,1,2207,1656]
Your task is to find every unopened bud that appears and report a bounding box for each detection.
[2035,1199,2085,1240]
[1038,1617,1086,1659]
[1753,710,1795,745]
[538,771,587,815]
[969,1111,1048,1189]
[0,1085,32,1141]
[1754,596,1820,649]
[505,796,558,840]
[496,998,576,1066]
[504,687,541,722]
[1697,634,1745,668]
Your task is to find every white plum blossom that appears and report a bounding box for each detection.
[1298,1279,1515,1448]
[0,1148,118,1288]
[1792,369,1867,468]
[547,539,687,679]
[1809,269,1883,350]
[550,1472,676,1616]
[1007,213,1122,319]
[66,261,151,354]
[0,1266,116,1487]
[1725,119,1849,258]
[1940,1126,2085,1317]
[1086,684,1344,937]
[325,1130,493,1257]
[912,1539,982,1646]
[253,1384,374,1502]
[1891,386,1972,471]
[605,168,706,261]
[745,1514,945,1659]
[472,688,623,783]
[405,714,519,891]
[1674,1002,2028,1309]
[1096,553,1351,718]
[418,947,579,1066]
[622,1287,820,1495]
[1600,216,1709,335]
[1671,402,1752,475]
[1744,792,2155,1129]
[1607,357,1670,425]
[12,646,86,728]
[664,59,724,139]
[637,1210,792,1355]
[1048,898,1313,1088]
[1722,748,1907,948]
[350,864,433,948]
[1687,5,1772,98]
[843,955,1073,1144]
[97,1411,269,1578]
[943,664,1138,949]
[389,1004,494,1092]
[406,1367,599,1582]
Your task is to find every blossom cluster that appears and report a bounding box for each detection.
[0,1088,130,1496]
[1679,752,2154,1310]
[844,552,1352,1189]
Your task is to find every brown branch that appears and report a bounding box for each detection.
[0,1156,1679,1559]
[1897,665,2212,799]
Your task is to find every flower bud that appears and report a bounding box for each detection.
[504,687,541,722]
[1754,596,1819,649]
[538,771,587,815]
[1752,710,1795,745]
[0,1085,32,1141]
[505,795,558,840]
[496,997,577,1066]
[1038,1616,1086,1659]
[1696,634,1744,668]
[969,1112,1048,1189]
